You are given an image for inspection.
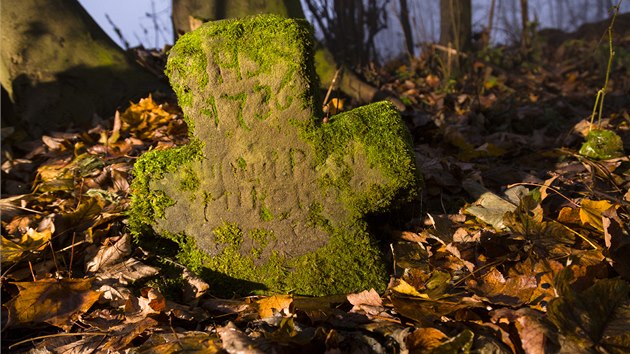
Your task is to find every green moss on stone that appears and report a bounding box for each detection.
[259,205,274,222]
[286,222,387,295]
[236,157,247,170]
[213,222,243,245]
[250,228,275,259]
[179,166,200,195]
[129,139,204,232]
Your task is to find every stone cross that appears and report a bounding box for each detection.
[131,14,419,296]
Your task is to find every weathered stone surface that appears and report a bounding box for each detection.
[130,14,419,296]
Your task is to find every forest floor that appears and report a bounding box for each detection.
[2,26,630,353]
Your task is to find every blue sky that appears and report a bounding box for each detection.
[78,0,172,49]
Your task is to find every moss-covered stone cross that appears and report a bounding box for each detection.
[130,14,419,296]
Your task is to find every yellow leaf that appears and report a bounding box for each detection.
[1,237,25,263]
[63,197,105,226]
[255,294,293,318]
[120,95,175,139]
[391,279,429,298]
[1,226,53,263]
[324,98,344,115]
[6,278,101,330]
[580,199,615,231]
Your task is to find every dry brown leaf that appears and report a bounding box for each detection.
[124,287,166,323]
[347,288,382,308]
[405,327,448,352]
[547,273,630,352]
[6,278,101,330]
[391,295,483,326]
[347,288,391,319]
[256,294,293,318]
[491,307,559,354]
[217,322,266,354]
[182,268,210,304]
[603,209,630,279]
[102,317,159,351]
[467,267,538,306]
[137,332,223,353]
[95,257,159,285]
[85,233,132,273]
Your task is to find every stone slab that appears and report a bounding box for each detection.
[130,14,419,296]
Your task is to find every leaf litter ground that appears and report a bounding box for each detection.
[1,32,630,353]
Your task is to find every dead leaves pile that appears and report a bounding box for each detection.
[2,34,630,353]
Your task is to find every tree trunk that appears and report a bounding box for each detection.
[439,0,472,53]
[520,0,530,53]
[399,0,415,58]
[0,0,166,135]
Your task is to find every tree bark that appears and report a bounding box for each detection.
[0,0,166,135]
[439,0,472,53]
[520,0,530,53]
[399,0,415,58]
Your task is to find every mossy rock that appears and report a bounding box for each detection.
[130,14,420,296]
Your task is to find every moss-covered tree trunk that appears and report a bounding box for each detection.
[0,0,166,134]
[171,0,401,109]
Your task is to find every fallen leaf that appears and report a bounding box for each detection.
[62,197,105,230]
[120,95,177,139]
[347,288,390,319]
[6,278,101,330]
[347,288,382,308]
[85,233,132,273]
[102,317,158,351]
[1,237,28,263]
[547,269,630,352]
[603,209,630,279]
[136,332,223,353]
[256,294,293,318]
[491,307,560,354]
[182,268,210,304]
[323,97,344,115]
[391,295,483,326]
[405,327,448,352]
[391,278,428,298]
[580,198,615,231]
[463,181,518,230]
[579,129,624,160]
[1,222,54,263]
[218,322,266,354]
[95,257,159,285]
[467,267,538,306]
[125,287,166,322]
[431,329,474,353]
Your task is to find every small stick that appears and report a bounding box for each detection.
[322,68,342,110]
[9,332,108,350]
